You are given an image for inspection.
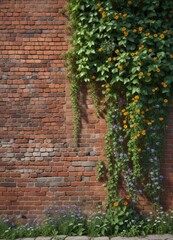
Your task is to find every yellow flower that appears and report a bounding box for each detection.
[130,115,134,119]
[148,49,152,52]
[153,57,157,61]
[128,0,132,4]
[146,32,150,36]
[154,33,158,37]
[131,52,135,56]
[91,76,96,80]
[134,95,139,100]
[138,148,142,152]
[147,72,151,76]
[96,3,101,7]
[132,29,137,33]
[123,111,129,116]
[152,88,158,92]
[106,84,110,88]
[122,27,127,32]
[164,99,168,103]
[98,48,102,52]
[159,117,164,121]
[136,109,140,114]
[123,111,128,116]
[138,26,143,32]
[123,125,128,129]
[115,49,119,54]
[161,82,167,88]
[170,54,173,59]
[118,65,123,70]
[123,120,127,124]
[107,57,112,62]
[123,13,127,18]
[121,109,126,113]
[102,12,106,18]
[160,34,165,39]
[147,121,152,125]
[142,130,146,135]
[114,202,119,207]
[113,57,117,61]
[137,132,140,137]
[135,51,139,55]
[156,68,160,72]
[139,72,144,77]
[106,87,110,92]
[133,123,137,127]
[139,45,144,50]
[98,8,103,12]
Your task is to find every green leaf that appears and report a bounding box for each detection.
[169,65,173,71]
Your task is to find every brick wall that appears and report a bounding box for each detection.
[0,0,172,221]
[0,0,107,220]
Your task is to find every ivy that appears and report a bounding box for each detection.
[66,0,173,207]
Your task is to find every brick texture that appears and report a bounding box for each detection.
[0,0,172,221]
[0,0,106,220]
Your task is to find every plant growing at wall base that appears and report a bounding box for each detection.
[66,0,173,207]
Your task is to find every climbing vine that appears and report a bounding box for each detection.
[66,0,173,207]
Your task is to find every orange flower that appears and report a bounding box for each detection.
[164,99,168,103]
[142,130,146,135]
[123,111,129,116]
[160,34,165,39]
[159,117,164,121]
[98,48,102,52]
[139,72,144,77]
[156,68,160,72]
[122,27,127,32]
[125,195,130,200]
[124,201,128,206]
[107,57,112,62]
[102,12,106,18]
[114,202,119,207]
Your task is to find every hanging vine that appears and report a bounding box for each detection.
[66,0,173,206]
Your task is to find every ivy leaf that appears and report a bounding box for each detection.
[169,65,173,71]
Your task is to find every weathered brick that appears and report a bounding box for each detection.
[3,0,170,222]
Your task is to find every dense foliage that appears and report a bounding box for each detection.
[1,206,173,238]
[66,0,173,206]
